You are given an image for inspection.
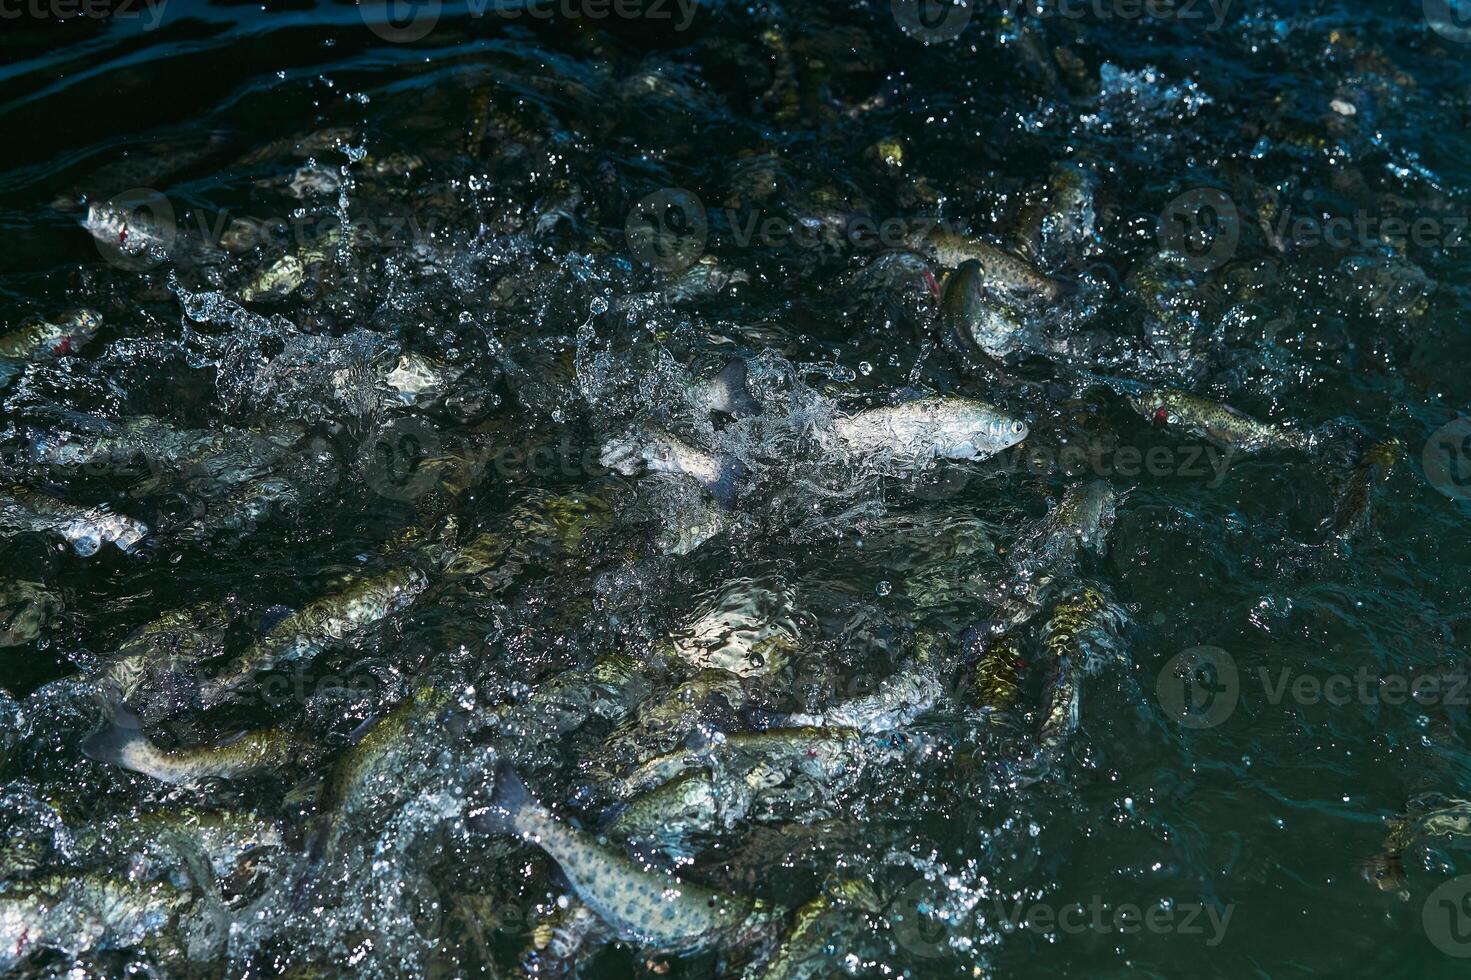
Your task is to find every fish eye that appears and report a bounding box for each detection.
[1012,421,1027,434]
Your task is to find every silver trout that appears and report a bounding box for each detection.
[828,396,1029,468]
[471,761,779,954]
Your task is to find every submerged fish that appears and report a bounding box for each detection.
[1131,388,1310,454]
[919,228,1070,305]
[472,761,780,954]
[1324,438,1401,541]
[1036,585,1117,755]
[306,686,454,863]
[600,428,748,510]
[91,601,232,702]
[775,662,943,734]
[609,727,859,802]
[0,309,102,384]
[689,359,763,418]
[1364,794,1471,892]
[0,873,191,972]
[0,486,149,555]
[0,580,61,647]
[198,564,429,708]
[985,480,1117,634]
[938,260,1033,360]
[81,706,315,787]
[828,396,1029,468]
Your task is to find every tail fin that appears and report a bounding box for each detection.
[706,454,747,511]
[706,360,762,418]
[80,703,149,767]
[469,758,534,837]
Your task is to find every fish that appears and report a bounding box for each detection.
[605,771,736,861]
[608,728,859,802]
[72,807,286,883]
[774,663,943,734]
[90,601,233,702]
[198,564,429,708]
[1130,388,1311,454]
[983,480,1118,635]
[307,686,453,862]
[828,395,1029,468]
[690,359,762,418]
[938,260,1032,360]
[0,310,102,373]
[919,228,1071,305]
[668,577,802,679]
[1035,585,1117,755]
[81,705,316,787]
[0,873,191,972]
[0,486,150,555]
[471,760,780,954]
[0,580,60,648]
[746,879,882,980]
[972,632,1025,712]
[1363,795,1471,892]
[600,429,748,510]
[1324,438,1401,541]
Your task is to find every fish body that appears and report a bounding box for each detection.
[973,633,1025,711]
[0,580,60,647]
[473,762,778,954]
[829,396,1029,468]
[0,486,149,555]
[600,429,747,510]
[199,564,428,707]
[938,260,1032,360]
[92,601,232,701]
[81,708,315,787]
[1131,388,1309,454]
[1365,795,1471,892]
[920,229,1068,305]
[689,359,762,418]
[0,309,102,361]
[0,874,189,972]
[610,728,858,802]
[310,686,453,861]
[607,771,735,859]
[1036,586,1115,754]
[73,808,285,881]
[989,480,1117,633]
[1326,438,1401,541]
[779,664,942,733]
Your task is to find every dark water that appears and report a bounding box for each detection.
[2,0,1471,976]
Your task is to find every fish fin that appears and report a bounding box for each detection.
[1048,276,1079,299]
[80,704,150,767]
[709,360,762,417]
[705,454,747,511]
[469,758,533,836]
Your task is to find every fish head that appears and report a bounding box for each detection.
[1129,389,1175,425]
[0,582,56,647]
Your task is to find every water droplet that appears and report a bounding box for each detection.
[875,580,892,597]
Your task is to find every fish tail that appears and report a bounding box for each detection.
[470,758,534,836]
[705,454,747,511]
[710,360,762,417]
[80,703,151,769]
